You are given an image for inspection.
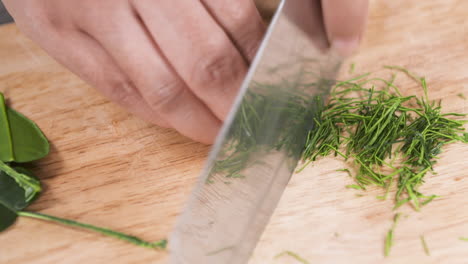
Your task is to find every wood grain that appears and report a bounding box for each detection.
[0,0,467,263]
[250,1,468,263]
[0,24,209,264]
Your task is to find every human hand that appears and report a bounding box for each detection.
[4,0,368,144]
[4,0,266,144]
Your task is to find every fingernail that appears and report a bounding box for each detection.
[331,37,360,57]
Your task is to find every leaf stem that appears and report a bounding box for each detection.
[17,211,166,249]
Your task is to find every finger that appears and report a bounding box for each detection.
[76,1,221,144]
[133,0,248,120]
[201,0,266,62]
[21,23,171,128]
[322,0,369,56]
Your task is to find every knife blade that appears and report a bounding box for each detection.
[169,0,341,263]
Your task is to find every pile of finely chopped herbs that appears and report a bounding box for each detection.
[209,64,466,257]
[300,65,467,255]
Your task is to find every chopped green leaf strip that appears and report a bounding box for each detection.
[384,229,393,257]
[420,235,430,256]
[346,184,364,190]
[206,246,235,256]
[421,195,439,207]
[349,63,356,74]
[384,213,401,257]
[337,168,352,177]
[394,198,410,210]
[275,250,310,264]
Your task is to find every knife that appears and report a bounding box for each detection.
[169,0,341,263]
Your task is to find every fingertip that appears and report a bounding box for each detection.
[322,0,369,57]
[331,36,360,57]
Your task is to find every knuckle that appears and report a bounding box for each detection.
[22,2,45,20]
[191,46,241,89]
[238,28,264,61]
[79,1,122,31]
[14,3,49,33]
[130,0,151,9]
[207,0,254,27]
[98,78,171,128]
[30,3,67,30]
[14,2,76,35]
[102,79,137,106]
[226,0,256,27]
[229,8,265,61]
[145,79,186,114]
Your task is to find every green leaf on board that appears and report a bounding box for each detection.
[0,161,41,202]
[0,93,170,250]
[0,203,17,232]
[0,93,14,162]
[7,107,49,163]
[0,92,49,163]
[0,167,40,211]
[0,166,39,232]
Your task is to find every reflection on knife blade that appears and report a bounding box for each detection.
[209,70,332,184]
[170,0,342,263]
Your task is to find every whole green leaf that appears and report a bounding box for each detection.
[0,161,41,202]
[7,107,49,163]
[0,168,40,211]
[0,203,17,232]
[0,93,14,162]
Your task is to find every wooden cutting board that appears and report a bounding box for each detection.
[0,0,467,263]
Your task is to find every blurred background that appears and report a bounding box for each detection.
[0,1,13,24]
